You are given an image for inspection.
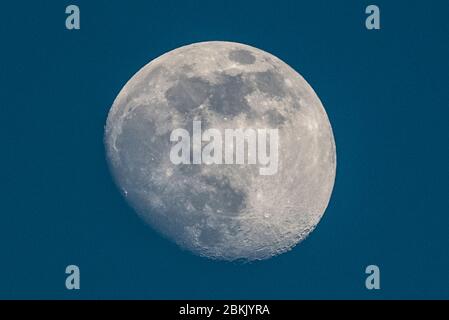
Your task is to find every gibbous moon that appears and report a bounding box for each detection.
[105,41,336,261]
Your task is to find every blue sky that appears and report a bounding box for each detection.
[0,0,448,299]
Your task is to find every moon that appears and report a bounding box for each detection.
[105,41,336,261]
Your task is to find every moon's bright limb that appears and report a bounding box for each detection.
[105,41,336,261]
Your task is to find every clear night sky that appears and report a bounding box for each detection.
[1,0,448,299]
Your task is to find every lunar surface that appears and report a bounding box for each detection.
[105,41,336,261]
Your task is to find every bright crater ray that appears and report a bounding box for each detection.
[105,41,336,261]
